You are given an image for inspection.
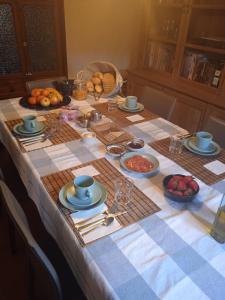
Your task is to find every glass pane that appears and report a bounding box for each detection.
[147,41,175,73]
[180,48,225,88]
[23,4,57,72]
[0,4,21,74]
[187,8,225,50]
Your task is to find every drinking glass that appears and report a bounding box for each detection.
[210,194,225,243]
[107,99,118,112]
[111,177,134,213]
[169,135,183,154]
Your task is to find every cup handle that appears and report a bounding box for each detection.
[85,190,91,199]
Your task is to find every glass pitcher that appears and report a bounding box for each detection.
[210,194,225,243]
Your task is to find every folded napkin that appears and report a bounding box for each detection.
[104,131,123,142]
[71,204,121,244]
[126,114,145,122]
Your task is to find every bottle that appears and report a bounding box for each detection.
[210,194,225,243]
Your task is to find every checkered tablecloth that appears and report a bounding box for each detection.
[1,97,225,300]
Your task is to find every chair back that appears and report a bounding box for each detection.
[0,180,62,300]
[203,116,225,148]
[138,86,176,120]
[26,76,67,94]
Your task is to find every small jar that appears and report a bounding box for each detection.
[73,80,87,100]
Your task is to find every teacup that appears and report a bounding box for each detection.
[126,96,137,109]
[196,131,213,150]
[22,115,38,132]
[74,175,95,202]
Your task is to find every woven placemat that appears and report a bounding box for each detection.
[150,138,225,185]
[5,113,81,152]
[41,158,160,246]
[91,121,133,145]
[92,102,158,128]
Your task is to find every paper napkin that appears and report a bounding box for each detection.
[204,160,225,175]
[126,114,145,122]
[71,203,121,244]
[71,165,100,177]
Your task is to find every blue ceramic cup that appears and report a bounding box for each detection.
[126,96,137,109]
[74,175,95,201]
[196,131,213,150]
[23,115,38,132]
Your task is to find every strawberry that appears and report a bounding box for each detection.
[188,180,199,192]
[176,180,187,191]
[172,190,183,196]
[183,188,193,196]
[167,177,179,190]
[183,176,193,184]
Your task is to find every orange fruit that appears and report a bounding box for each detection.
[31,89,41,97]
[28,96,37,105]
[36,95,44,104]
[43,89,50,96]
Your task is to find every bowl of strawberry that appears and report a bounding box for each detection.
[163,174,199,202]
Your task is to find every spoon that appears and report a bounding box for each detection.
[80,216,114,236]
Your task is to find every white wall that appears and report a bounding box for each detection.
[64,0,145,77]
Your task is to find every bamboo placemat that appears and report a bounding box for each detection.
[5,113,81,152]
[41,158,160,246]
[149,138,225,185]
[91,121,133,145]
[92,102,158,128]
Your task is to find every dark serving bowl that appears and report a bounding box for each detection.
[163,174,199,203]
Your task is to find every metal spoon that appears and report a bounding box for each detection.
[80,216,114,236]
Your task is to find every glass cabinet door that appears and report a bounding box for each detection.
[21,1,59,75]
[0,3,21,75]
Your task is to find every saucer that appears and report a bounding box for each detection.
[184,139,221,156]
[66,183,102,207]
[17,122,45,134]
[188,137,216,153]
[59,181,107,212]
[13,123,46,136]
[119,103,144,112]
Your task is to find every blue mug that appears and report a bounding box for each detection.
[23,115,38,132]
[74,175,95,201]
[196,131,213,150]
[126,96,137,109]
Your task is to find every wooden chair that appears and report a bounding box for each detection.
[26,76,67,94]
[138,85,176,120]
[203,115,225,148]
[0,180,63,300]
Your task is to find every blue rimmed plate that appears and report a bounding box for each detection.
[59,180,107,212]
[184,138,221,156]
[188,137,216,153]
[118,103,144,112]
[120,151,159,176]
[13,123,46,137]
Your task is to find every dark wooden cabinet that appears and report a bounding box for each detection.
[0,0,67,99]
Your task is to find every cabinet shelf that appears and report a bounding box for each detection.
[149,36,177,45]
[185,43,225,55]
[192,5,225,10]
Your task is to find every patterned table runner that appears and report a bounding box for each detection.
[41,158,160,246]
[5,113,81,152]
[91,121,133,145]
[92,102,158,128]
[150,138,225,185]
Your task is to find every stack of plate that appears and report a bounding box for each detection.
[13,122,46,137]
[184,136,221,156]
[59,181,107,212]
[118,102,144,112]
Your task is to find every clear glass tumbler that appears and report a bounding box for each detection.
[169,135,183,154]
[111,177,134,213]
[107,99,118,112]
[210,194,225,244]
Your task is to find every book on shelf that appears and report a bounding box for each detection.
[181,50,225,88]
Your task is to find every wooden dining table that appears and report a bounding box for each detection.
[0,95,225,300]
